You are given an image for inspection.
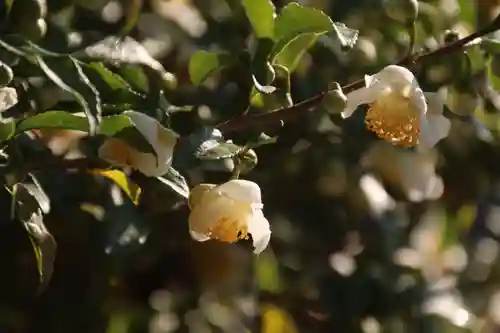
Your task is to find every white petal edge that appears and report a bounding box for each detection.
[419,114,451,150]
[247,209,271,254]
[217,179,263,205]
[189,229,211,242]
[342,86,380,118]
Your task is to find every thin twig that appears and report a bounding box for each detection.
[217,20,500,135]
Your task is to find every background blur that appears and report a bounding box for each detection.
[3,0,500,332]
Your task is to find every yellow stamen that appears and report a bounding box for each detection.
[207,215,249,243]
[365,92,420,148]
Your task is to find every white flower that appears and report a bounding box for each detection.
[98,111,178,177]
[188,180,271,254]
[363,142,444,202]
[0,87,18,112]
[342,65,451,149]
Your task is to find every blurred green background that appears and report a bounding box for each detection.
[4,0,500,332]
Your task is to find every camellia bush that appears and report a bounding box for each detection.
[4,0,500,332]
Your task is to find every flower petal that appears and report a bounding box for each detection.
[130,151,165,177]
[425,91,446,116]
[372,65,416,87]
[98,138,134,167]
[189,229,211,242]
[189,183,217,209]
[0,87,18,112]
[216,179,263,206]
[342,86,380,118]
[247,209,271,254]
[188,189,251,240]
[419,113,451,149]
[123,110,178,171]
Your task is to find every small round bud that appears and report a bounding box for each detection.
[0,62,14,87]
[384,0,419,26]
[239,149,258,175]
[443,29,460,44]
[322,82,348,115]
[161,71,178,90]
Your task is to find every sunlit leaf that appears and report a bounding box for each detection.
[16,110,89,133]
[157,167,189,199]
[196,141,243,160]
[188,50,231,85]
[270,3,358,71]
[242,0,276,39]
[89,169,142,205]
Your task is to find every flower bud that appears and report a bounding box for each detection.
[384,0,419,26]
[322,82,347,115]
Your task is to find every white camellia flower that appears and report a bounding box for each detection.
[0,87,18,112]
[98,110,178,177]
[188,180,271,254]
[342,65,451,149]
[362,141,444,202]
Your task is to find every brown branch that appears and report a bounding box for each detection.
[217,20,500,135]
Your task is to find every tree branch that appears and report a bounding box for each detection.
[217,19,500,135]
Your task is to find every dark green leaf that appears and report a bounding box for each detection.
[242,0,276,38]
[15,181,56,295]
[196,141,243,160]
[0,119,15,143]
[83,62,145,103]
[35,55,101,136]
[117,64,150,93]
[173,127,224,170]
[188,50,231,85]
[16,110,89,133]
[157,167,189,199]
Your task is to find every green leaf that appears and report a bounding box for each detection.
[157,167,189,199]
[0,119,15,143]
[35,55,101,136]
[273,33,318,71]
[15,181,56,295]
[120,0,143,37]
[196,141,243,160]
[83,62,145,103]
[481,38,500,54]
[188,50,231,85]
[117,64,150,93]
[242,0,276,39]
[16,110,89,133]
[100,114,156,155]
[270,3,358,70]
[89,169,142,205]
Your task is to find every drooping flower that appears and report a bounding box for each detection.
[362,141,444,202]
[98,110,178,177]
[342,65,451,149]
[188,180,271,254]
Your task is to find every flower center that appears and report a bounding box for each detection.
[207,215,249,243]
[365,92,420,148]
